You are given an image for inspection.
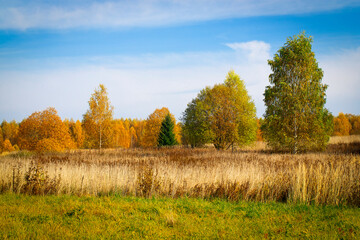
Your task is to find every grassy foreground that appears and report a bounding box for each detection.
[0,194,359,239]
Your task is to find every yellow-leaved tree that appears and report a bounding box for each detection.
[0,127,3,153]
[130,119,146,147]
[1,120,19,146]
[3,139,15,152]
[182,70,257,149]
[17,107,75,152]
[333,112,352,136]
[142,107,181,147]
[82,84,114,149]
[112,119,130,148]
[66,119,85,148]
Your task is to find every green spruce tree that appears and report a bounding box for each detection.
[158,114,178,147]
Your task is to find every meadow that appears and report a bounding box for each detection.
[0,135,359,206]
[0,135,360,239]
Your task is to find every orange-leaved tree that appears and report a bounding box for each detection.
[66,119,85,148]
[17,107,75,152]
[130,119,146,147]
[346,114,360,135]
[333,112,352,136]
[112,119,130,148]
[256,118,264,141]
[141,107,181,147]
[3,139,15,152]
[0,127,3,153]
[1,120,19,146]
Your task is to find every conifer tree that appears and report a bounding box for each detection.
[158,114,178,147]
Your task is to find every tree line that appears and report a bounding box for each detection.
[1,32,358,154]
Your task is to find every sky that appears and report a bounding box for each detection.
[0,0,360,122]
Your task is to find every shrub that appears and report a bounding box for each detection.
[22,162,61,195]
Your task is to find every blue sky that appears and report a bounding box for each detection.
[0,0,360,122]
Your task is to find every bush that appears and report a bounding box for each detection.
[22,162,61,195]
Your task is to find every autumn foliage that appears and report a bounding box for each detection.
[2,139,15,152]
[333,113,360,136]
[17,107,75,152]
[2,81,359,153]
[263,33,333,153]
[182,70,257,150]
[333,113,352,136]
[82,84,114,149]
[142,107,181,147]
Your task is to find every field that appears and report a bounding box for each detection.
[0,136,359,238]
[1,194,359,239]
[1,135,360,205]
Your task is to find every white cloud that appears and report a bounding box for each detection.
[0,0,359,29]
[0,42,272,121]
[1,43,358,122]
[226,41,271,62]
[320,47,360,115]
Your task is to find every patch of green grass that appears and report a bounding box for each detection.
[0,194,359,239]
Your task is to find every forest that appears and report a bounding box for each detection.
[0,100,359,154]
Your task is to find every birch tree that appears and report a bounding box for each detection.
[263,32,333,153]
[182,70,257,150]
[82,84,114,150]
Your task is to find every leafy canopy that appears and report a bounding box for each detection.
[182,70,257,150]
[142,107,180,147]
[17,107,75,152]
[262,32,333,153]
[82,84,114,149]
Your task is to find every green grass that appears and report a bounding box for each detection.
[0,194,359,239]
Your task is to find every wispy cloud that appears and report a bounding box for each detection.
[0,0,359,30]
[0,41,358,121]
[0,41,271,121]
[226,41,271,62]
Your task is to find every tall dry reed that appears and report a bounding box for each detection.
[0,136,359,206]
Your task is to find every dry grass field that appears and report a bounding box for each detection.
[1,136,359,206]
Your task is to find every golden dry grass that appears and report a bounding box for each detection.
[0,136,359,206]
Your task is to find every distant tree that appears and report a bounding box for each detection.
[0,128,3,153]
[346,114,360,135]
[1,120,19,146]
[112,119,130,148]
[17,107,75,152]
[131,119,146,147]
[262,32,333,153]
[158,114,178,147]
[256,118,264,141]
[82,84,114,149]
[333,113,352,136]
[68,119,85,148]
[142,107,180,147]
[182,70,257,150]
[3,139,15,152]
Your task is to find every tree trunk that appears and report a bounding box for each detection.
[99,123,102,151]
[293,114,297,154]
